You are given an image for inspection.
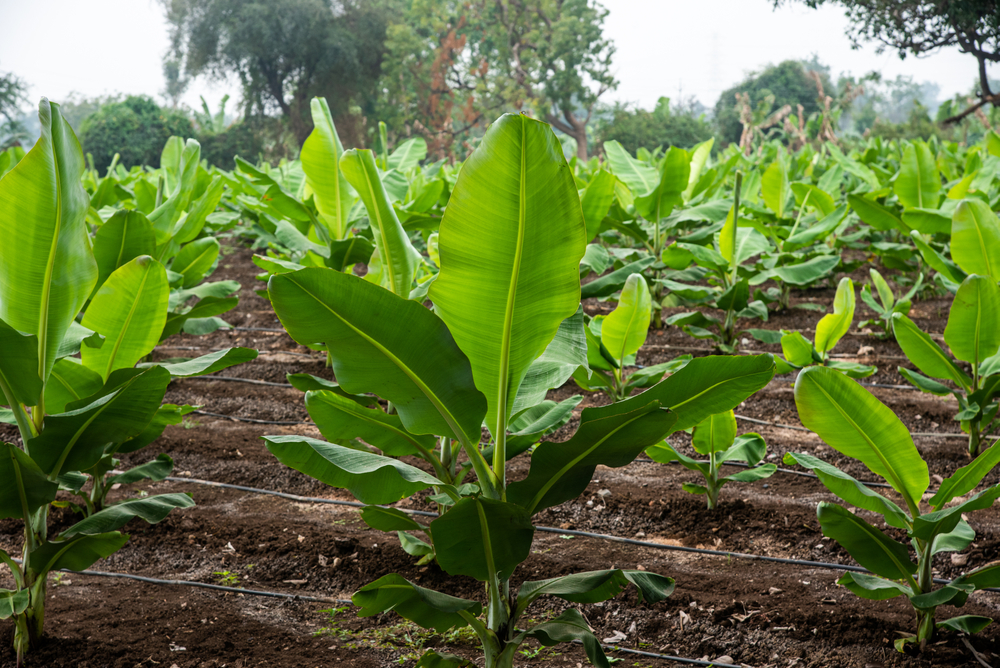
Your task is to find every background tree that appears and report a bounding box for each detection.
[0,66,28,148]
[377,0,497,160]
[595,97,714,155]
[161,0,397,146]
[377,0,617,160]
[477,0,617,159]
[774,0,1000,121]
[714,60,830,145]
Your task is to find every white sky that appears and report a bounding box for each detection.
[0,0,993,115]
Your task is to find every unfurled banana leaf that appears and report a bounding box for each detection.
[81,256,169,380]
[430,114,586,459]
[794,366,928,513]
[0,100,97,382]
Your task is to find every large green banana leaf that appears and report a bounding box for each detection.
[892,313,971,389]
[92,210,156,292]
[301,97,353,239]
[0,443,58,520]
[638,354,775,431]
[951,199,1000,280]
[894,141,940,209]
[0,318,42,407]
[817,502,916,580]
[794,366,928,513]
[81,256,169,380]
[508,398,676,515]
[305,390,437,458]
[28,366,171,477]
[60,493,195,538]
[0,100,97,382]
[430,114,586,459]
[944,275,1000,367]
[353,574,480,633]
[263,435,444,505]
[430,497,534,581]
[268,268,486,445]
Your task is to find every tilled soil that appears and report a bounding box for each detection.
[2,246,999,668]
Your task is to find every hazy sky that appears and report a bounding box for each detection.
[0,0,992,114]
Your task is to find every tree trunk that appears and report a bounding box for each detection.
[573,124,588,161]
[545,110,589,160]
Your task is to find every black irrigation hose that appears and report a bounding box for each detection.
[733,414,967,439]
[181,376,294,388]
[157,345,320,359]
[55,568,352,605]
[183,406,971,440]
[594,643,741,668]
[233,327,286,333]
[190,410,310,426]
[30,560,744,667]
[158,475,996,591]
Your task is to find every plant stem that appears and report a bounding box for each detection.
[914,539,936,649]
[706,450,719,510]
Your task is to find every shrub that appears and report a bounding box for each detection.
[597,97,714,155]
[78,95,193,171]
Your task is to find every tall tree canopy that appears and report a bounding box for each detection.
[775,1,1000,117]
[713,60,830,145]
[161,0,396,145]
[378,0,617,160]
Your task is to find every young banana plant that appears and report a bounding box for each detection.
[892,273,1000,456]
[646,410,775,509]
[858,268,923,338]
[787,366,1000,651]
[262,114,777,668]
[662,173,773,353]
[762,277,876,379]
[0,101,252,665]
[572,273,686,401]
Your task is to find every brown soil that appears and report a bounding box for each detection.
[2,246,998,668]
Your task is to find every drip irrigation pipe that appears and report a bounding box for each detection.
[592,642,741,668]
[233,327,286,333]
[183,406,970,440]
[190,410,310,426]
[733,414,967,439]
[157,475,997,591]
[181,376,294,388]
[14,558,744,668]
[54,568,352,605]
[157,345,320,359]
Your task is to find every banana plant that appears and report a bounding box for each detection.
[753,277,876,379]
[892,273,1000,456]
[646,410,775,509]
[858,268,923,338]
[0,101,250,664]
[787,365,1000,651]
[572,273,684,401]
[661,173,772,352]
[262,114,777,668]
